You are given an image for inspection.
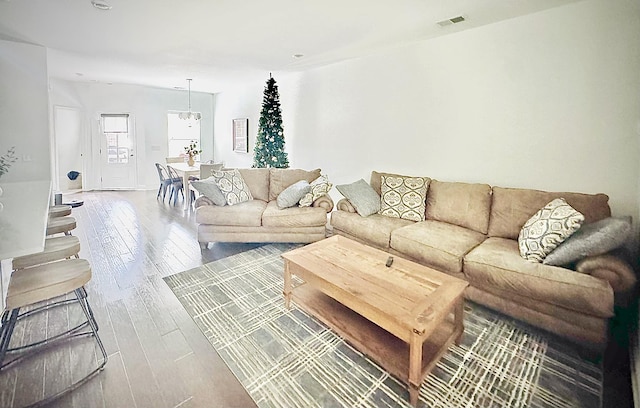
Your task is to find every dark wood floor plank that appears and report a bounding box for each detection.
[106,299,164,408]
[136,277,178,336]
[170,307,256,408]
[123,288,191,408]
[0,366,17,408]
[69,336,105,408]
[100,351,136,408]
[43,299,72,401]
[161,329,193,363]
[12,306,47,407]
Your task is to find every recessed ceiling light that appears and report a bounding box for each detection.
[292,54,304,59]
[91,0,112,10]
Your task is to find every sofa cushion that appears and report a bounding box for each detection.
[464,237,613,318]
[191,176,227,206]
[390,220,486,274]
[424,180,492,234]
[269,168,321,201]
[212,169,253,205]
[299,174,333,207]
[336,179,381,217]
[544,216,632,266]
[276,180,311,209]
[379,175,429,222]
[262,201,327,228]
[237,168,270,202]
[488,187,611,240]
[518,198,585,262]
[330,212,412,250]
[195,200,267,227]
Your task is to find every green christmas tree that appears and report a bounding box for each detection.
[252,75,289,168]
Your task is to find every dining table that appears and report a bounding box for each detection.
[0,180,52,313]
[167,162,201,210]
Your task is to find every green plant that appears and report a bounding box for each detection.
[0,147,17,179]
[184,140,202,158]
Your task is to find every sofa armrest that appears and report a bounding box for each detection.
[195,195,215,208]
[312,194,334,213]
[336,198,357,213]
[576,249,637,305]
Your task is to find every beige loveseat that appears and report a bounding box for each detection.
[195,168,333,249]
[330,171,636,349]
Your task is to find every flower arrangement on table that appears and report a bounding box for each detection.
[0,147,17,179]
[184,140,202,166]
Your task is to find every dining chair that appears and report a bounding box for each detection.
[155,163,174,202]
[166,165,195,205]
[199,163,224,179]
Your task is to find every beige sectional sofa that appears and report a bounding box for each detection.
[195,168,333,248]
[330,171,636,349]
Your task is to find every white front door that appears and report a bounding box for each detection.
[99,114,136,189]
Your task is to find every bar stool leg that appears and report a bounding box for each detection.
[75,288,107,365]
[78,287,99,332]
[0,309,20,368]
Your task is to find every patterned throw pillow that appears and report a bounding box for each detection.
[518,198,585,262]
[299,175,333,207]
[212,169,253,206]
[378,175,429,222]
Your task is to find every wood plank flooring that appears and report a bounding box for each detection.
[1,190,261,408]
[0,189,634,407]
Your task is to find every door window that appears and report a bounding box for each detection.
[101,114,130,164]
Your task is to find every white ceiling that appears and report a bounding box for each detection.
[0,0,585,93]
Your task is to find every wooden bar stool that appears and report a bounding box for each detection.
[0,259,107,406]
[46,216,76,236]
[12,236,81,270]
[48,204,72,218]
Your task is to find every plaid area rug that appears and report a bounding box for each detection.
[164,244,602,408]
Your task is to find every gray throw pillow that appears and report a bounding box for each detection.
[543,216,632,266]
[336,179,380,217]
[191,177,227,206]
[277,180,311,209]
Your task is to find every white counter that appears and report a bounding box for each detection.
[0,180,51,311]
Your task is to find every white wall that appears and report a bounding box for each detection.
[213,85,262,168]
[49,80,214,190]
[0,39,50,182]
[214,0,640,237]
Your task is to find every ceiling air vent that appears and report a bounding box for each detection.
[437,15,466,27]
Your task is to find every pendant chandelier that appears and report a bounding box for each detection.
[178,78,202,121]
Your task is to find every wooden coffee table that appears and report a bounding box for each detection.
[281,235,468,407]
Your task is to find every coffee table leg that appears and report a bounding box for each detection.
[454,298,464,345]
[283,261,292,309]
[408,331,422,407]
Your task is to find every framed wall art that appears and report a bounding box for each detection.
[233,118,249,153]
